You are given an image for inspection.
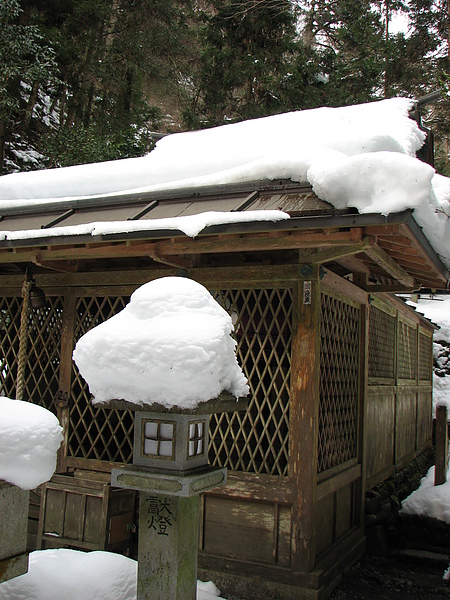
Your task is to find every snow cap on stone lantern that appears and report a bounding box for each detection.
[72,276,248,479]
[72,276,249,410]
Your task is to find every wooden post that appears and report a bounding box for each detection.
[435,405,448,486]
[56,290,77,472]
[290,266,321,572]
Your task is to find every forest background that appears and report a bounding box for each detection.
[1,0,449,176]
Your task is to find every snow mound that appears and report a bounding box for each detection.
[401,465,450,524]
[0,549,224,600]
[72,277,249,408]
[0,397,63,489]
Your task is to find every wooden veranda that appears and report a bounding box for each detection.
[0,180,447,599]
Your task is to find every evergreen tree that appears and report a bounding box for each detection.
[184,0,307,126]
[1,0,198,172]
[0,0,58,173]
[2,0,450,174]
[298,0,387,105]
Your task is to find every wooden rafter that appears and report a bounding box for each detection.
[365,244,415,288]
[31,256,80,273]
[298,237,374,264]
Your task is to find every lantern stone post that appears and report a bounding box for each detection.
[108,395,245,600]
[0,481,29,583]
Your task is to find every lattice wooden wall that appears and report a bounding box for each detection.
[368,305,396,379]
[418,332,432,381]
[68,296,134,464]
[398,320,417,380]
[0,296,21,399]
[209,288,293,476]
[369,303,431,383]
[0,295,63,413]
[318,293,360,474]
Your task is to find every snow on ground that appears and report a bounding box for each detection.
[0,98,449,269]
[401,464,450,523]
[0,397,62,489]
[400,294,450,528]
[72,277,249,408]
[0,548,225,600]
[407,294,450,415]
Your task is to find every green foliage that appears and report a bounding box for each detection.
[2,0,450,175]
[0,0,58,172]
[184,0,303,126]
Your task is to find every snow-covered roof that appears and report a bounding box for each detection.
[0,98,449,289]
[0,98,434,205]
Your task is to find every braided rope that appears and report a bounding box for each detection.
[16,273,32,400]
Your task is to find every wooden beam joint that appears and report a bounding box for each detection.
[365,244,415,288]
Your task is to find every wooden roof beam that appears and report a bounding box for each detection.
[31,256,80,273]
[362,284,419,293]
[365,244,415,288]
[147,250,193,270]
[298,236,375,264]
[0,228,365,262]
[152,228,365,255]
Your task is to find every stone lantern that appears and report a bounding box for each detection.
[0,481,29,583]
[71,276,250,600]
[109,394,246,600]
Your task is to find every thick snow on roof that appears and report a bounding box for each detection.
[0,98,427,204]
[72,277,249,408]
[0,98,449,267]
[0,397,63,489]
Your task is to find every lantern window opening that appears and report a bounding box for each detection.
[187,420,206,459]
[142,419,176,460]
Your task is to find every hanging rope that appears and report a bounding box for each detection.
[16,270,32,400]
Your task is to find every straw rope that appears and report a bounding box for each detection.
[16,272,32,400]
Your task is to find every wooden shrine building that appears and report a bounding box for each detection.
[0,178,448,599]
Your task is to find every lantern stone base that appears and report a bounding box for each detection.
[111,464,226,497]
[0,481,29,583]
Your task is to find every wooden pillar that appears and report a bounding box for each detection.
[435,405,448,486]
[357,303,369,529]
[290,266,321,572]
[56,290,77,472]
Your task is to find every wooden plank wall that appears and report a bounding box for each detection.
[365,296,434,489]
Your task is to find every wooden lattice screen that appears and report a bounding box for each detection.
[398,321,417,380]
[368,305,396,379]
[0,296,21,398]
[318,293,360,474]
[68,296,134,464]
[418,332,432,381]
[0,295,63,414]
[209,288,293,476]
[67,288,293,474]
